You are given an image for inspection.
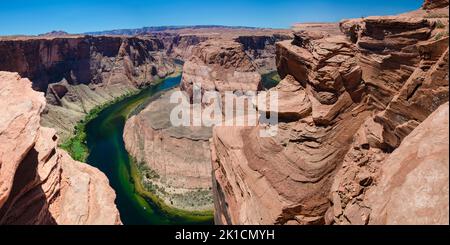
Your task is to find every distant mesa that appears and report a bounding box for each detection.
[39,30,70,36]
[85,25,265,36]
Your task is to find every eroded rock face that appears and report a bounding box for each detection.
[0,72,121,225]
[212,0,449,225]
[423,0,449,9]
[0,36,177,141]
[374,44,449,149]
[236,34,292,73]
[326,4,449,225]
[328,104,449,225]
[212,106,370,224]
[156,33,209,60]
[276,32,364,108]
[367,103,449,225]
[123,89,213,211]
[339,15,443,108]
[180,39,262,102]
[212,30,370,224]
[0,36,174,92]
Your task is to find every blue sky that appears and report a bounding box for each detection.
[0,0,423,35]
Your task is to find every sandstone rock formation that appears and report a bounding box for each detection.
[0,27,293,221]
[327,2,449,225]
[163,34,209,60]
[237,34,292,73]
[180,39,263,102]
[367,103,449,225]
[124,89,213,211]
[327,103,449,225]
[211,0,449,225]
[423,0,449,10]
[122,30,291,212]
[0,30,290,142]
[0,72,121,225]
[213,29,369,224]
[0,35,177,141]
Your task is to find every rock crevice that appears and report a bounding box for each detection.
[211,1,449,225]
[0,72,121,225]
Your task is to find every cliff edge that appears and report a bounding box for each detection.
[0,72,121,225]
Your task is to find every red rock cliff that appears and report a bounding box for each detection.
[211,1,449,225]
[0,72,121,225]
[0,35,178,141]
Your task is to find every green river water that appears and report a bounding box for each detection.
[84,75,214,225]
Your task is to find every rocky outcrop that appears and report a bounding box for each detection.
[213,27,369,224]
[123,33,291,212]
[0,31,290,142]
[367,103,449,225]
[339,11,448,111]
[261,75,312,121]
[212,0,449,225]
[0,71,121,225]
[277,31,365,107]
[328,104,449,225]
[236,34,292,73]
[180,39,262,102]
[0,35,178,141]
[326,4,449,225]
[153,33,209,60]
[123,89,213,211]
[423,0,449,10]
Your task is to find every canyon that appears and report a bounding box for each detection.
[123,88,214,212]
[0,35,178,141]
[0,26,291,223]
[0,29,290,142]
[122,36,283,212]
[0,0,448,225]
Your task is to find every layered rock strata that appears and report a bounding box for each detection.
[213,27,368,224]
[328,3,449,225]
[0,71,121,225]
[123,35,282,211]
[211,1,449,225]
[123,89,213,211]
[0,31,291,141]
[0,35,178,141]
[366,103,448,225]
[236,34,292,73]
[180,39,263,102]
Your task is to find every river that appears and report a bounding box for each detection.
[84,75,214,225]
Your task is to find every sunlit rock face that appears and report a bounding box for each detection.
[122,31,291,213]
[211,0,449,225]
[0,35,179,141]
[123,89,214,212]
[180,39,262,103]
[0,71,121,225]
[366,103,449,225]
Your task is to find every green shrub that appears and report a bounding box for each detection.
[435,20,446,29]
[435,31,449,40]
